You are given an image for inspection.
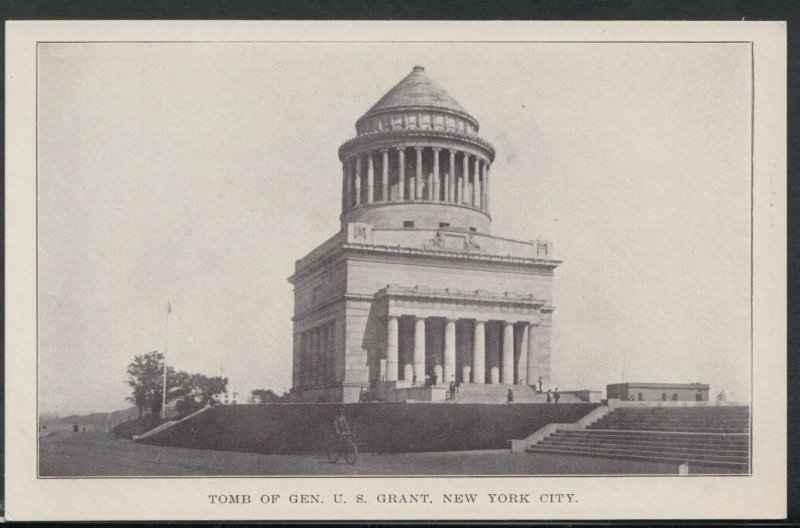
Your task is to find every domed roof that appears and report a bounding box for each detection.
[362,66,471,118]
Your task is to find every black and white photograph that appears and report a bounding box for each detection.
[5,20,786,521]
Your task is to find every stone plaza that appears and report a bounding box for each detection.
[289,66,561,403]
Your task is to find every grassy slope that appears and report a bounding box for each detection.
[141,402,598,453]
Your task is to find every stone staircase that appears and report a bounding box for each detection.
[525,405,750,471]
[450,384,584,404]
[133,405,212,442]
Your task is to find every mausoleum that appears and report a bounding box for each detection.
[288,66,561,403]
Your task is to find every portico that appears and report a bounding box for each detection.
[378,286,547,387]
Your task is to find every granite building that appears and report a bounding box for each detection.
[288,66,561,403]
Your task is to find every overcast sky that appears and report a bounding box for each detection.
[37,42,752,416]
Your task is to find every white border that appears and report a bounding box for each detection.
[5,21,786,521]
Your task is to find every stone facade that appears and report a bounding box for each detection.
[288,66,561,402]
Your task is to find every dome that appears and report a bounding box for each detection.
[366,66,468,115]
[357,66,478,131]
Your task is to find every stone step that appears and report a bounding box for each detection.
[591,425,749,433]
[525,445,749,469]
[598,411,749,417]
[589,426,748,434]
[595,417,749,424]
[612,407,749,412]
[553,431,749,446]
[529,443,750,463]
[540,438,749,455]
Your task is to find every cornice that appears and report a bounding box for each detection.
[338,129,496,162]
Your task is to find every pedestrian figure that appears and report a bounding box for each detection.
[449,381,456,400]
[432,371,438,386]
[554,387,560,403]
[546,390,552,403]
[507,388,514,403]
[73,423,78,433]
[334,409,351,436]
[537,376,543,393]
[412,373,417,385]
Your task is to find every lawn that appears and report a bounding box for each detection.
[36,431,723,477]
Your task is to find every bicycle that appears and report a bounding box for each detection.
[326,433,358,464]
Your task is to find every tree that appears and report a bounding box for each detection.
[125,351,188,417]
[175,374,228,417]
[250,389,290,404]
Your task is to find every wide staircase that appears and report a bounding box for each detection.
[526,405,750,471]
[452,384,584,404]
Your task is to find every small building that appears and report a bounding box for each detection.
[606,382,710,402]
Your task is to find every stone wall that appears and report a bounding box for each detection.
[139,402,600,454]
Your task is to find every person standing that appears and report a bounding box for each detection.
[546,389,552,403]
[334,409,351,438]
[554,387,560,403]
[537,376,543,393]
[507,388,514,403]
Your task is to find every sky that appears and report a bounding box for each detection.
[37,42,752,416]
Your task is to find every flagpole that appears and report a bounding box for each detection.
[622,348,626,382]
[162,301,171,420]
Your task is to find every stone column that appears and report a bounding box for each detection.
[398,148,405,200]
[480,160,487,210]
[354,155,362,206]
[526,322,537,388]
[344,160,352,209]
[381,149,389,202]
[404,363,413,382]
[448,149,456,203]
[433,148,441,201]
[366,153,374,204]
[386,316,399,382]
[413,317,426,383]
[483,163,489,211]
[341,162,347,211]
[443,319,456,385]
[502,322,514,384]
[516,323,528,385]
[473,157,481,207]
[320,325,328,385]
[473,320,485,384]
[461,153,470,204]
[415,147,423,200]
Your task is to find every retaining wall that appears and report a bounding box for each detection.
[138,402,598,454]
